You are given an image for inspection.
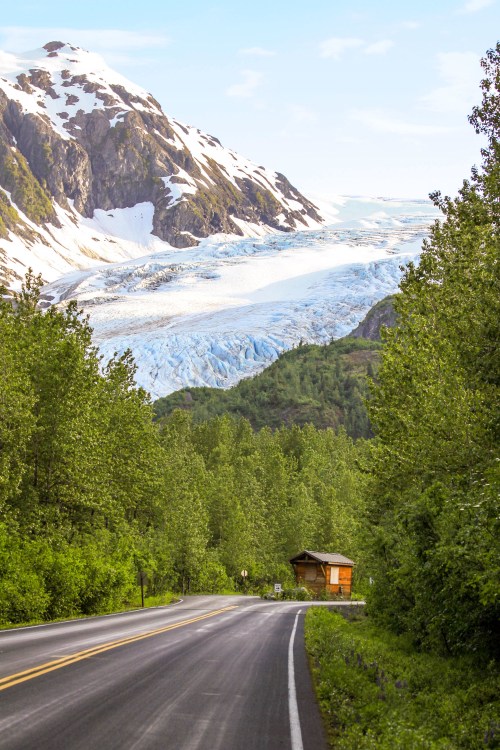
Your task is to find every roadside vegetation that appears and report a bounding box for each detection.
[302,43,500,747]
[362,42,500,659]
[306,608,500,749]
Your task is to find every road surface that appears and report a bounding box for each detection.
[0,595,338,750]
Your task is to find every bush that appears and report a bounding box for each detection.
[0,571,49,624]
[77,536,136,615]
[0,526,49,624]
[193,551,234,594]
[281,586,313,601]
[305,607,500,749]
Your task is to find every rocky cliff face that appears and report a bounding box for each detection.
[349,295,397,340]
[0,41,323,286]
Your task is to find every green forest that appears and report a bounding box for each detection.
[0,274,367,620]
[0,42,499,749]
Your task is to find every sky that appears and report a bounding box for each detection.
[0,0,498,199]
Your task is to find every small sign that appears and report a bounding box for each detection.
[274,583,282,593]
[241,569,248,578]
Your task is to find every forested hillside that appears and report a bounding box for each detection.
[153,297,396,438]
[154,339,381,438]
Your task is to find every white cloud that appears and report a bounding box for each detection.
[319,37,364,60]
[288,104,318,124]
[364,40,394,55]
[459,0,495,12]
[0,50,20,75]
[320,37,394,60]
[352,109,451,136]
[239,47,276,57]
[397,20,422,29]
[421,52,480,113]
[0,27,169,64]
[226,70,263,98]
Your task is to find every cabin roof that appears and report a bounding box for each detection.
[289,550,355,566]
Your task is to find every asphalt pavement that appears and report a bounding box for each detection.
[0,596,332,750]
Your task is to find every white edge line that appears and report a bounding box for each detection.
[288,609,304,750]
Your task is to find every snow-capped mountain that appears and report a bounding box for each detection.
[0,41,322,287]
[43,197,438,399]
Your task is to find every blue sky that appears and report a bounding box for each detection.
[1,0,498,198]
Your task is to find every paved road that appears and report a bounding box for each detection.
[0,596,334,750]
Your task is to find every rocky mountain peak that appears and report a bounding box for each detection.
[0,41,323,287]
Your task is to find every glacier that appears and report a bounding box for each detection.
[43,196,438,399]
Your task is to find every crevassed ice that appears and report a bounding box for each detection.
[42,197,439,398]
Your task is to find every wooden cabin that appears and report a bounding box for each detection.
[289,550,355,596]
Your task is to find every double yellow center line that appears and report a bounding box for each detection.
[0,605,238,692]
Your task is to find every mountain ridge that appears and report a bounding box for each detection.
[0,41,323,286]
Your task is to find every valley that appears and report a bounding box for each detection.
[43,197,436,398]
[0,43,437,401]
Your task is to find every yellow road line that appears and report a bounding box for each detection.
[0,606,238,692]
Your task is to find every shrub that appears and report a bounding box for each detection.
[281,586,313,601]
[305,607,500,749]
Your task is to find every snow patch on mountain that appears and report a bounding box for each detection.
[1,197,171,285]
[0,42,163,140]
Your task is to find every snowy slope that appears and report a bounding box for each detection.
[0,41,321,223]
[0,43,164,139]
[43,197,438,398]
[0,42,323,286]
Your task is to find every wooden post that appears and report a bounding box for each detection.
[140,572,145,607]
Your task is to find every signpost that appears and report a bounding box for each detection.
[137,571,148,607]
[241,569,248,594]
[274,583,282,595]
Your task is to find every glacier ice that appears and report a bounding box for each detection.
[43,197,439,399]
